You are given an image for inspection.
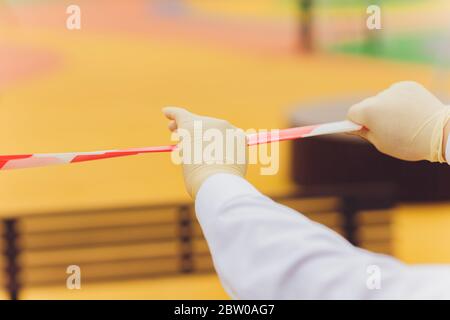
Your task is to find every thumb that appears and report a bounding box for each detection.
[347,96,377,128]
[162,106,193,124]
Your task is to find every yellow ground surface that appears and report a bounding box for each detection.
[394,203,450,264]
[0,0,449,299]
[21,273,229,300]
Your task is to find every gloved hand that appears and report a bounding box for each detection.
[163,107,247,198]
[348,81,450,162]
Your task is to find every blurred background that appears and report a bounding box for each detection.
[0,0,450,299]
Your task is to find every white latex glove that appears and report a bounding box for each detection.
[348,81,450,162]
[163,107,247,198]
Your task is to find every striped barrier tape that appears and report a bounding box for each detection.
[0,120,361,170]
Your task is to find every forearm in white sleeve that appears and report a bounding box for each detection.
[195,173,450,300]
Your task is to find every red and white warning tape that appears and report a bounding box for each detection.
[0,120,361,170]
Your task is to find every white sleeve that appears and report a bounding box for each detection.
[195,173,450,300]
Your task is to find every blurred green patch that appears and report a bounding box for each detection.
[330,31,450,68]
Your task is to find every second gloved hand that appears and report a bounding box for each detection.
[163,107,248,198]
[348,81,450,162]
